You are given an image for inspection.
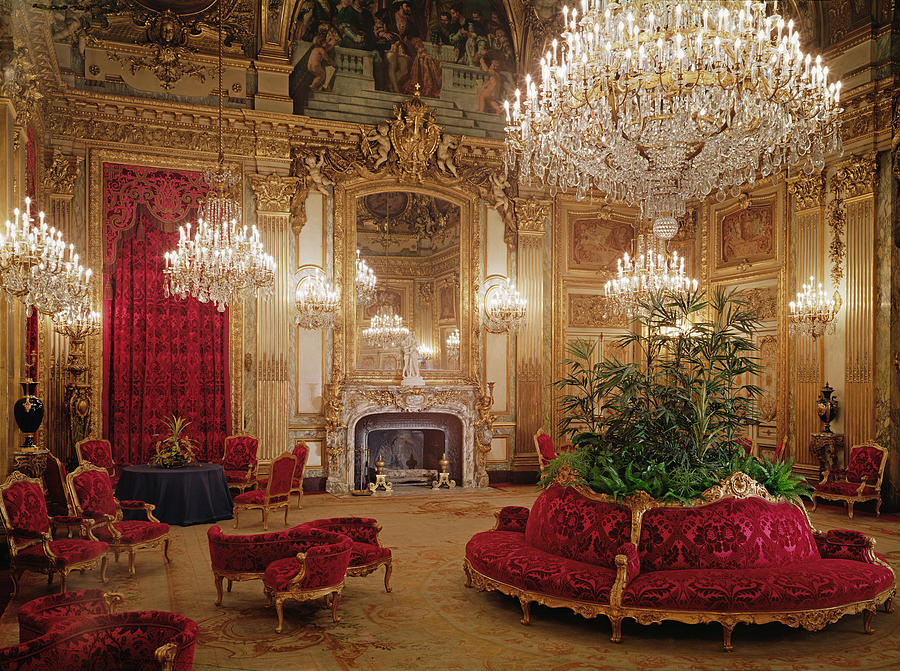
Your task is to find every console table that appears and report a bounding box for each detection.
[115,463,233,526]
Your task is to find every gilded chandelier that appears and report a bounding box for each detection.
[295,266,340,329]
[355,249,377,305]
[504,0,843,239]
[445,328,461,359]
[363,308,410,348]
[162,0,274,311]
[789,276,841,339]
[0,198,93,317]
[604,235,697,316]
[480,276,527,334]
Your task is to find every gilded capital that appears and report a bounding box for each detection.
[248,173,300,213]
[42,152,81,196]
[787,173,825,210]
[514,198,550,234]
[833,153,877,198]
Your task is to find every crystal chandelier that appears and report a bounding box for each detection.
[480,276,527,334]
[295,267,340,329]
[789,276,841,339]
[162,1,274,312]
[504,0,843,239]
[52,301,102,341]
[604,234,697,316]
[0,198,93,317]
[417,344,435,362]
[445,328,460,359]
[355,249,377,305]
[363,308,410,348]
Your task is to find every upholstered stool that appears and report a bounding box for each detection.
[261,528,353,633]
[303,517,393,593]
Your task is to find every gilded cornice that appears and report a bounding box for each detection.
[787,173,825,210]
[833,153,877,199]
[248,173,299,213]
[41,151,81,197]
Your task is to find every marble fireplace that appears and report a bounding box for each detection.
[325,383,490,494]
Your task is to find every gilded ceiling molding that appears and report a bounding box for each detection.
[787,172,825,211]
[827,153,877,285]
[1,46,44,128]
[248,173,299,214]
[41,151,81,196]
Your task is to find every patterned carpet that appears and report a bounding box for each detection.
[1,487,898,671]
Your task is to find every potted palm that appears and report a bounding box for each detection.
[150,415,198,468]
[547,287,809,502]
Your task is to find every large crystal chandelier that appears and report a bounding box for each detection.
[162,1,274,311]
[355,249,377,305]
[789,276,841,339]
[480,276,527,333]
[0,198,93,317]
[295,266,340,329]
[504,1,843,239]
[604,234,697,316]
[445,328,460,359]
[362,308,410,348]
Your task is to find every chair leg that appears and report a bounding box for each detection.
[263,509,269,531]
[227,579,233,592]
[60,570,68,593]
[810,495,817,513]
[847,501,855,520]
[214,575,224,606]
[383,562,392,593]
[128,549,137,577]
[283,503,289,527]
[883,597,894,613]
[296,490,303,510]
[864,608,875,634]
[163,538,171,563]
[233,509,239,529]
[275,596,285,633]
[876,498,882,516]
[47,570,54,585]
[519,598,531,625]
[722,622,735,652]
[100,555,109,584]
[609,616,622,643]
[9,569,21,598]
[331,590,341,623]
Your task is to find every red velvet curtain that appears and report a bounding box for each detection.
[24,127,37,379]
[102,165,231,464]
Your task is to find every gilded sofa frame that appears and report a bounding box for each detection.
[463,467,896,651]
[811,442,888,519]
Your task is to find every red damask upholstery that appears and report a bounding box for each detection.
[495,506,530,533]
[67,464,170,577]
[637,497,819,572]
[261,528,353,632]
[221,434,260,493]
[303,517,393,592]
[233,451,296,530]
[42,455,70,518]
[0,473,109,597]
[75,439,119,487]
[18,589,120,643]
[812,443,888,518]
[525,485,632,567]
[258,440,310,509]
[622,559,894,612]
[532,430,575,473]
[0,611,197,671]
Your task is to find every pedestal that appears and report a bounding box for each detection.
[809,433,845,481]
[13,449,50,478]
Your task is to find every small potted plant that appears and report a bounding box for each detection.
[150,415,198,468]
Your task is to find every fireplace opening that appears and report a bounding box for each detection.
[353,412,463,490]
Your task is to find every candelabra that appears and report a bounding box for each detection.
[480,275,527,334]
[355,249,377,306]
[789,277,841,339]
[604,235,697,317]
[445,328,460,359]
[52,302,102,446]
[504,0,842,240]
[0,197,93,317]
[362,308,410,348]
[295,266,340,329]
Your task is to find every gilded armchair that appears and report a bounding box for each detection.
[812,442,888,519]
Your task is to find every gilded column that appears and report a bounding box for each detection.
[787,173,825,473]
[513,199,550,473]
[41,153,85,460]
[831,155,877,457]
[249,173,299,461]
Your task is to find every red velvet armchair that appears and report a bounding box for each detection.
[0,611,198,671]
[67,463,171,576]
[812,442,888,519]
[304,517,393,593]
[261,527,353,633]
[75,438,120,487]
[0,471,109,597]
[533,429,574,473]
[221,433,260,493]
[42,455,86,538]
[233,451,296,530]
[258,439,309,509]
[17,589,124,642]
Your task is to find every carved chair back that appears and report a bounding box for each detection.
[223,433,259,471]
[846,443,888,486]
[291,441,309,482]
[0,472,52,554]
[266,452,298,503]
[533,429,556,470]
[42,454,73,517]
[75,439,116,473]
[67,463,119,521]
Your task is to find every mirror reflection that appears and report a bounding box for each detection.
[356,191,460,372]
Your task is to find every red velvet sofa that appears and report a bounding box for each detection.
[464,468,896,651]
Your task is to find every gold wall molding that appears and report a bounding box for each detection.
[787,173,825,211]
[248,173,300,214]
[567,293,627,329]
[827,153,877,285]
[741,287,779,322]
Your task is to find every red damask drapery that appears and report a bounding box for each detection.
[102,164,231,464]
[24,127,38,379]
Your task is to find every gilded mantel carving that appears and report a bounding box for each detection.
[41,152,81,197]
[788,173,825,210]
[248,173,299,214]
[827,154,877,285]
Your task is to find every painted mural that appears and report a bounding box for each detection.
[719,205,775,265]
[569,218,634,273]
[289,0,516,115]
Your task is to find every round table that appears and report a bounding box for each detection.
[115,463,233,526]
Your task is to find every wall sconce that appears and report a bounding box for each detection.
[479,274,526,334]
[295,265,339,329]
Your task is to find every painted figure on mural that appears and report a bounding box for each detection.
[290,24,339,114]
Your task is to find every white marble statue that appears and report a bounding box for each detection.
[400,332,425,386]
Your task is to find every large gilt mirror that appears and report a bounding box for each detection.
[347,184,474,381]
